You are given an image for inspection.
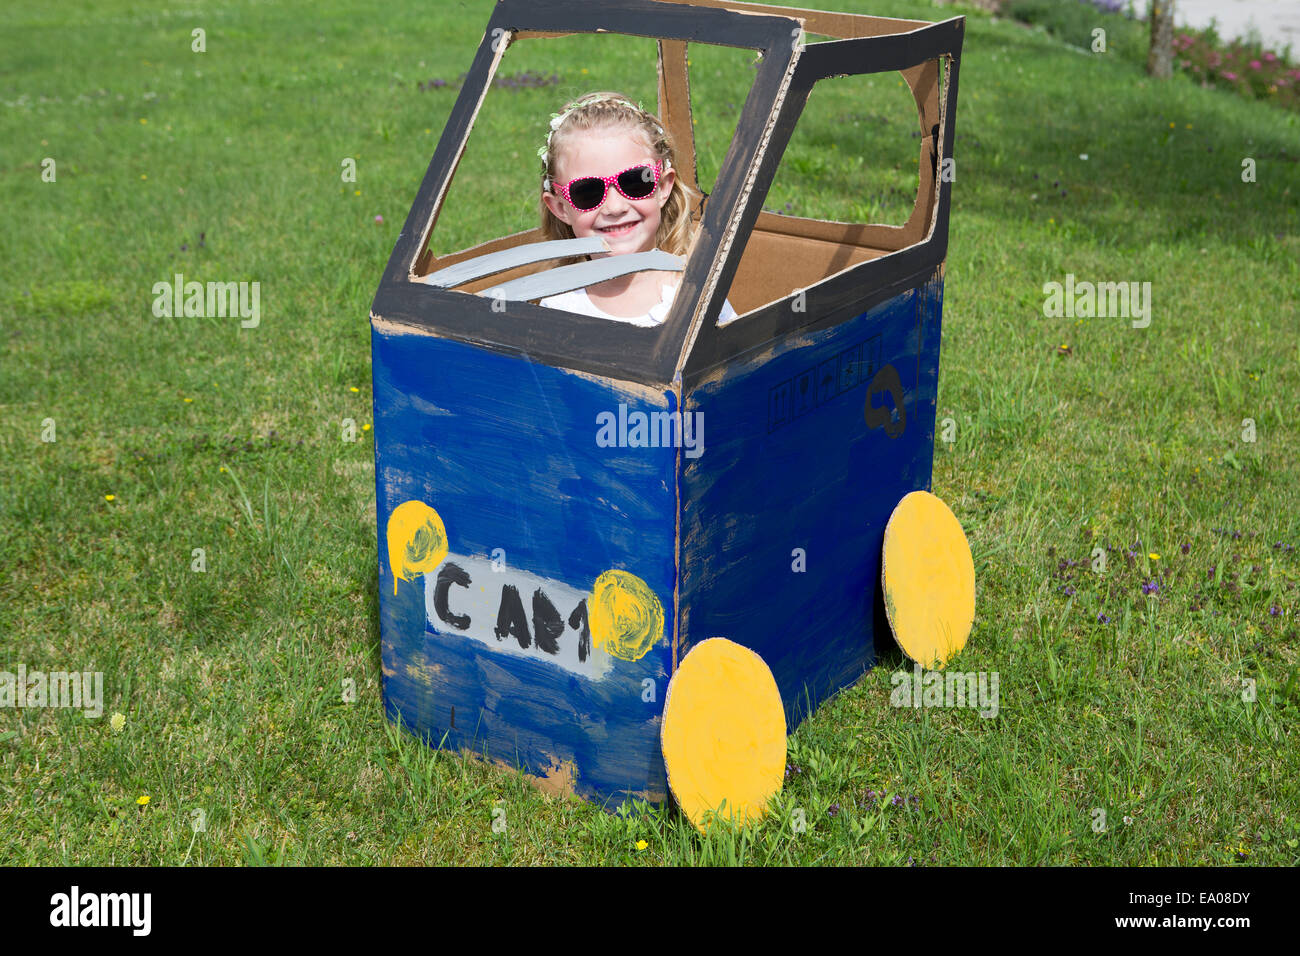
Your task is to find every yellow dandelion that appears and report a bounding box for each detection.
[104,494,116,502]
[140,118,148,124]
[354,189,361,196]
[219,466,227,473]
[581,68,589,74]
[183,397,194,403]
[1168,122,1175,128]
[362,424,372,431]
[110,712,125,732]
[140,174,147,180]
[137,795,150,806]
[349,386,360,393]
[1149,552,1160,561]
[635,839,648,851]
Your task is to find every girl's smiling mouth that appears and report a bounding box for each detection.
[597,220,640,236]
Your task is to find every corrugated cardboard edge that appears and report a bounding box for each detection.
[674,40,804,378]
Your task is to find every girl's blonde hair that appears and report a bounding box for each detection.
[539,91,700,257]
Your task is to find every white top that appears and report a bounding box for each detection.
[540,280,739,327]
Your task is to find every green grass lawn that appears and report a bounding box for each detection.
[1,0,1297,865]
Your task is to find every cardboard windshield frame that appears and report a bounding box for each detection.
[370,0,961,388]
[372,0,798,386]
[683,16,964,382]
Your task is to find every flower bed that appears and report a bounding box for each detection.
[1004,0,1299,111]
[1174,29,1300,110]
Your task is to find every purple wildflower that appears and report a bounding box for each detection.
[1270,606,1281,617]
[1142,580,1160,596]
[1097,612,1111,625]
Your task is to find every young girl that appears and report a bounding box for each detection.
[537,91,738,327]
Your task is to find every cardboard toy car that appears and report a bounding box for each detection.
[370,0,966,813]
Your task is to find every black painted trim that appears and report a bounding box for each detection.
[370,0,962,391]
[370,0,801,387]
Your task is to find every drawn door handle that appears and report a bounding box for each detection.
[864,364,906,439]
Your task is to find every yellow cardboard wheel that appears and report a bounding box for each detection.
[660,638,786,831]
[881,490,975,670]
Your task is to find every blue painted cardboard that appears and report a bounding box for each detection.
[373,326,677,806]
[371,273,943,809]
[680,275,944,728]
